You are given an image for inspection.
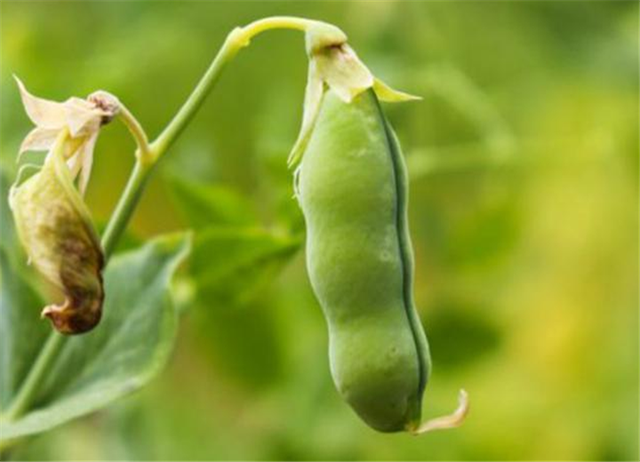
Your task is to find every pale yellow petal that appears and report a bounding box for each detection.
[19,127,60,155]
[76,133,98,196]
[14,75,67,129]
[66,151,82,180]
[314,45,374,103]
[288,61,325,168]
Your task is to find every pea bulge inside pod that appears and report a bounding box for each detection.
[296,88,431,432]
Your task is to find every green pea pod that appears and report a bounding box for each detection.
[297,88,431,432]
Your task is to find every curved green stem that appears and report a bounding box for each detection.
[150,16,317,158]
[3,15,325,426]
[117,103,153,165]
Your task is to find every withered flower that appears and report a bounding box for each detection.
[9,79,118,334]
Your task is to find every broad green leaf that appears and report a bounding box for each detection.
[167,175,257,229]
[0,233,190,442]
[191,227,301,306]
[0,249,50,410]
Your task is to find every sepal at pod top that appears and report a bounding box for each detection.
[287,21,419,169]
[9,130,104,334]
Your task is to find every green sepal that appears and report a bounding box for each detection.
[373,78,421,102]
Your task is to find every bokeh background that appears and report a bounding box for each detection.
[1,1,638,460]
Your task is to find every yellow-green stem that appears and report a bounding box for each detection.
[117,102,153,165]
[150,16,316,158]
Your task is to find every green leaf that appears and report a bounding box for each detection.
[167,176,257,229]
[191,227,301,306]
[0,249,50,410]
[0,233,191,441]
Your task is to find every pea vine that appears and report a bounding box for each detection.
[0,16,339,449]
[0,15,468,452]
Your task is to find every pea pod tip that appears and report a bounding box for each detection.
[409,389,470,436]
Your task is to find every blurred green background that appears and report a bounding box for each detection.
[1,1,638,460]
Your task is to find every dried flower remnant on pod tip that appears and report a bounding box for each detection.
[288,23,420,168]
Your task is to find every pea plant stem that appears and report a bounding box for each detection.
[5,15,317,424]
[150,16,313,158]
[101,161,152,259]
[4,333,64,421]
[117,102,153,165]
